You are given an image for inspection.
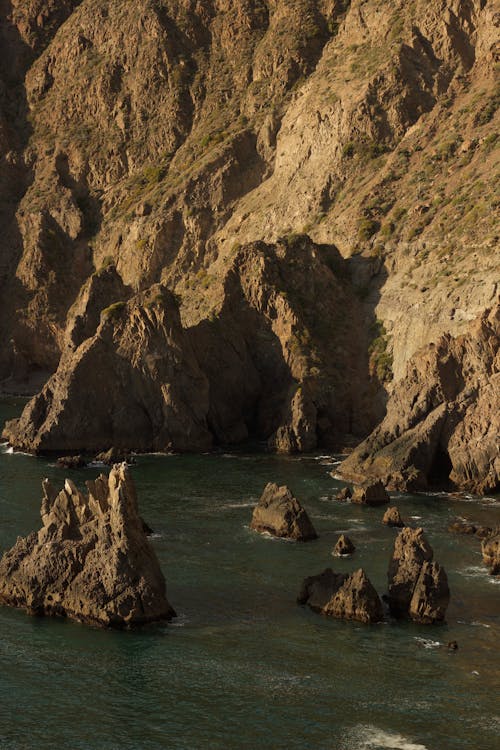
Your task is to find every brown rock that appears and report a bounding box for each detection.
[382,506,405,528]
[96,447,134,465]
[448,519,493,538]
[250,482,317,541]
[408,561,450,624]
[340,306,500,495]
[298,567,384,624]
[388,527,450,623]
[481,532,500,575]
[56,455,86,469]
[297,568,347,611]
[0,464,175,628]
[333,534,355,556]
[335,487,352,502]
[351,479,389,506]
[323,569,384,624]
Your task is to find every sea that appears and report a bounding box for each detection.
[0,397,499,749]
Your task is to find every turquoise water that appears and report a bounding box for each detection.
[0,398,499,749]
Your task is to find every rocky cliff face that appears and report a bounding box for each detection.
[0,1,498,481]
[340,304,500,493]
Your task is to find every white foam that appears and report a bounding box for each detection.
[346,725,428,749]
[461,565,489,579]
[414,637,441,649]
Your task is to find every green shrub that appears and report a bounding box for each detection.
[358,217,380,240]
[102,301,126,320]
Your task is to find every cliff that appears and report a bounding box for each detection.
[0,1,498,487]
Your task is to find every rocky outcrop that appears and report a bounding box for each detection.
[351,480,390,506]
[408,561,451,625]
[387,527,449,623]
[382,507,405,528]
[3,238,378,455]
[0,464,175,628]
[298,568,383,624]
[333,534,355,556]
[481,532,500,575]
[96,448,134,466]
[340,306,500,495]
[3,285,213,454]
[56,455,86,469]
[250,482,317,542]
[448,519,493,538]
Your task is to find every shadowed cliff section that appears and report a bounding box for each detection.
[3,237,383,454]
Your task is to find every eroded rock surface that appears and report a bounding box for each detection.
[351,479,390,506]
[333,534,355,556]
[298,568,383,624]
[387,527,449,623]
[383,507,405,528]
[3,238,378,455]
[482,532,500,575]
[250,482,317,542]
[340,306,500,495]
[0,464,175,628]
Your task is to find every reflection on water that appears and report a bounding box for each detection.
[0,399,499,749]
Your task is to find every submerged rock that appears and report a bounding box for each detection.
[448,519,493,539]
[481,532,500,575]
[250,483,318,541]
[0,464,175,628]
[351,479,389,506]
[387,527,449,623]
[96,447,134,465]
[298,567,383,624]
[56,455,87,469]
[382,506,405,528]
[333,534,355,556]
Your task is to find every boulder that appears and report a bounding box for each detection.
[382,506,405,528]
[335,487,352,502]
[448,519,493,539]
[387,527,449,623]
[0,464,175,628]
[482,532,500,575]
[333,534,355,556]
[250,482,318,541]
[56,455,87,469]
[351,479,389,506]
[298,567,383,624]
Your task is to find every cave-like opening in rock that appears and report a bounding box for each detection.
[428,446,454,488]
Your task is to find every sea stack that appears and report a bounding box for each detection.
[250,482,318,541]
[387,527,450,624]
[298,568,383,624]
[333,534,355,556]
[382,506,405,528]
[0,464,175,628]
